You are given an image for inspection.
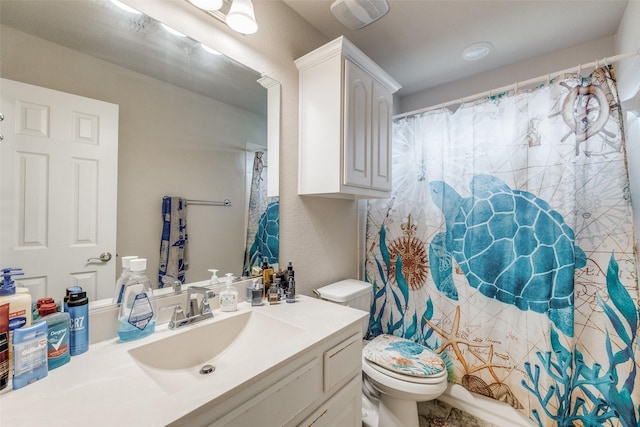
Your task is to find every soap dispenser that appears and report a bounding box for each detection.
[219,273,238,312]
[208,269,219,285]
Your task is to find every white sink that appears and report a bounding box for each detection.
[128,310,304,393]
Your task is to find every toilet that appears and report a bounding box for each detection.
[315,280,448,427]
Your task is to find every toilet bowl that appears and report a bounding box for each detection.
[362,355,447,426]
[315,280,448,427]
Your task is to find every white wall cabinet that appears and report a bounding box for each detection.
[296,36,401,199]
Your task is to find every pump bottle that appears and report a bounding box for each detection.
[219,273,238,312]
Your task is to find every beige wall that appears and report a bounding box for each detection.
[1,24,266,287]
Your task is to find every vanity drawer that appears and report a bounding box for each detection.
[323,333,361,392]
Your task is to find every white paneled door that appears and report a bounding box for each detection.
[0,78,118,302]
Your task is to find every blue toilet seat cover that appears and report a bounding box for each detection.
[363,334,445,377]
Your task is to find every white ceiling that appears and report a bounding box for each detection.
[282,0,629,97]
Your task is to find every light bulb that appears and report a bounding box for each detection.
[226,0,258,34]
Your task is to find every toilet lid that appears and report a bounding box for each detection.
[363,334,445,378]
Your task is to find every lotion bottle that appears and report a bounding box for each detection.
[219,273,238,312]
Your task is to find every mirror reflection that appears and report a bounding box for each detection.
[0,0,279,304]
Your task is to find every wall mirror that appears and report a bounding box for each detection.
[0,0,280,306]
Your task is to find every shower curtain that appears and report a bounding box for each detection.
[365,66,640,426]
[242,151,279,276]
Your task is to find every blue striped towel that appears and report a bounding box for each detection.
[159,196,188,286]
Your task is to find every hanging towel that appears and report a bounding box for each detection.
[159,196,188,286]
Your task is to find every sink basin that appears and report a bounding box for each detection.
[128,310,304,393]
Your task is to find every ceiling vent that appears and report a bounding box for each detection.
[330,0,389,30]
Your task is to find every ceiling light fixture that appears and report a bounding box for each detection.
[188,0,258,35]
[226,0,258,34]
[462,42,493,61]
[188,0,223,11]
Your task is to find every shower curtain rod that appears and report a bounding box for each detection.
[394,48,640,120]
[186,198,231,207]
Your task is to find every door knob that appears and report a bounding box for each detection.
[87,252,112,263]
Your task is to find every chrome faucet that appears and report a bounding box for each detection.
[187,286,216,318]
[164,285,216,330]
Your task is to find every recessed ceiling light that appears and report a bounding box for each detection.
[462,42,493,61]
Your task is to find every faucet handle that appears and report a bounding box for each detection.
[161,303,187,329]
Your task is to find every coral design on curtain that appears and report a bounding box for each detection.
[365,66,640,426]
[243,151,279,276]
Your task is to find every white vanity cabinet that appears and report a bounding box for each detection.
[296,36,401,199]
[173,329,363,427]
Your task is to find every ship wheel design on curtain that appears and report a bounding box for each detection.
[387,214,429,290]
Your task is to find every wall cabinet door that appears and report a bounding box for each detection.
[371,79,392,191]
[343,60,393,192]
[343,60,372,189]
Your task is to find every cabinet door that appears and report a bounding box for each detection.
[371,81,392,191]
[298,375,361,427]
[343,60,372,189]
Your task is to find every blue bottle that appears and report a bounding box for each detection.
[35,302,70,370]
[67,290,89,356]
[118,258,156,342]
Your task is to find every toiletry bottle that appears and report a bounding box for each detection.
[247,279,258,303]
[269,278,280,305]
[208,269,219,285]
[63,286,82,312]
[12,321,48,390]
[32,297,54,322]
[0,303,9,390]
[286,266,296,303]
[219,273,238,312]
[118,258,156,342]
[0,268,32,379]
[251,280,264,306]
[113,256,138,305]
[67,290,89,355]
[35,302,71,370]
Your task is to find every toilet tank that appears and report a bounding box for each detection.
[315,279,372,337]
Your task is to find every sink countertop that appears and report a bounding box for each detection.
[0,295,367,427]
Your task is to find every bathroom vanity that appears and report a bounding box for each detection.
[0,295,367,427]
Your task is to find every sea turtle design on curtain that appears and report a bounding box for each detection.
[428,174,587,337]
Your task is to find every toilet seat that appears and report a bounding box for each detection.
[364,357,448,384]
